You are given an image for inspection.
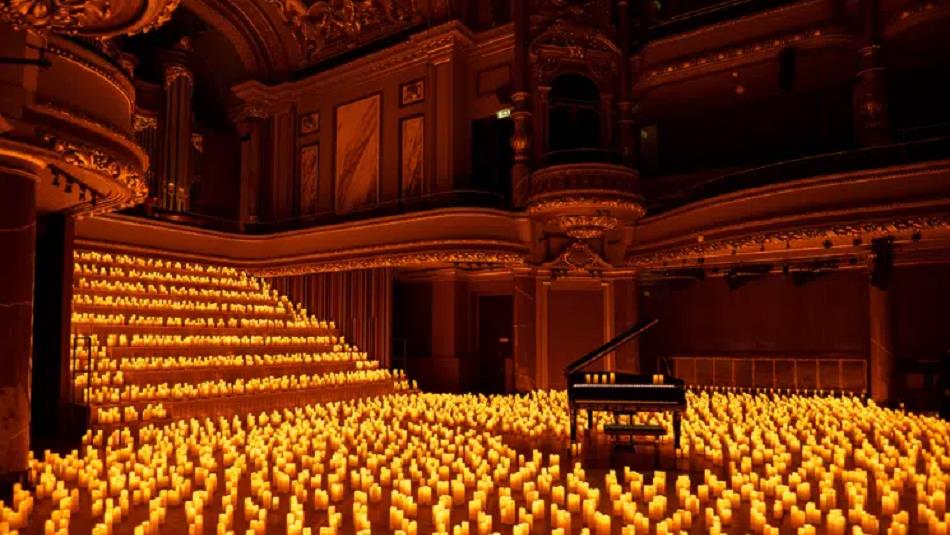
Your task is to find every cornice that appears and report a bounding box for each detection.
[233,21,476,105]
[627,212,950,268]
[641,0,828,51]
[884,0,950,37]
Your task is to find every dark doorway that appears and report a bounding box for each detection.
[476,295,513,394]
[471,116,514,204]
[548,73,602,151]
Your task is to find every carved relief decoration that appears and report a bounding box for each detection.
[133,111,158,132]
[300,111,320,134]
[529,19,620,87]
[544,241,614,278]
[0,0,180,35]
[163,64,193,88]
[40,133,148,200]
[266,0,418,64]
[0,0,111,32]
[628,215,950,267]
[556,214,619,239]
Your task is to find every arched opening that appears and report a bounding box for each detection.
[548,73,602,152]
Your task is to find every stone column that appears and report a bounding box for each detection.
[160,39,194,211]
[510,0,533,208]
[868,237,894,403]
[0,166,36,494]
[854,0,889,147]
[232,106,267,229]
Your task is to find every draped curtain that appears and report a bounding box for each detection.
[267,269,393,367]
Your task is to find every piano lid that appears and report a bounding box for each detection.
[564,318,659,376]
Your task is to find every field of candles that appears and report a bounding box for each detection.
[70,251,406,425]
[14,390,949,534]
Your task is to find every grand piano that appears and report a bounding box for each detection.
[566,319,687,449]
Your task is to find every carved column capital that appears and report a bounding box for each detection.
[163,63,192,89]
[132,110,158,132]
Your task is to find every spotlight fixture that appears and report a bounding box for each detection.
[79,186,87,201]
[64,178,73,193]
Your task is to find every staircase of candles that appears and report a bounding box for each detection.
[11,391,950,534]
[70,250,410,426]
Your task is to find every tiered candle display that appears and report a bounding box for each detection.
[70,250,408,424]
[10,390,950,533]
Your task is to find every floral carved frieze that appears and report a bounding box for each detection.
[267,0,418,63]
[628,215,950,267]
[40,133,148,200]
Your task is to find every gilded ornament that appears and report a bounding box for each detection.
[267,0,416,62]
[629,215,950,267]
[249,249,525,276]
[163,64,192,88]
[1,0,111,32]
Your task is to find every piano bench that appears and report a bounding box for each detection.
[603,424,666,437]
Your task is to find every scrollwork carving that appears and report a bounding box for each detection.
[163,64,192,89]
[544,241,613,278]
[267,0,417,62]
[0,0,111,32]
[40,133,148,200]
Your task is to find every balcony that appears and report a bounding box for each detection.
[129,189,510,234]
[527,149,645,239]
[646,134,950,213]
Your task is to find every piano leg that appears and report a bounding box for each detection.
[570,408,576,443]
[586,409,592,439]
[673,412,682,451]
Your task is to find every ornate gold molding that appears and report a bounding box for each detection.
[628,215,950,267]
[0,0,111,33]
[1,0,179,36]
[163,63,192,88]
[555,214,619,239]
[133,111,158,132]
[40,133,147,199]
[543,241,614,278]
[266,0,417,64]
[130,0,180,34]
[250,250,526,277]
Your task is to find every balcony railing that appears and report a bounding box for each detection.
[128,189,510,234]
[647,135,950,213]
[646,0,803,40]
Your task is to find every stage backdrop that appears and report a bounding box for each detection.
[267,269,393,367]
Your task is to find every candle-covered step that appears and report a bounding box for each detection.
[70,248,401,426]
